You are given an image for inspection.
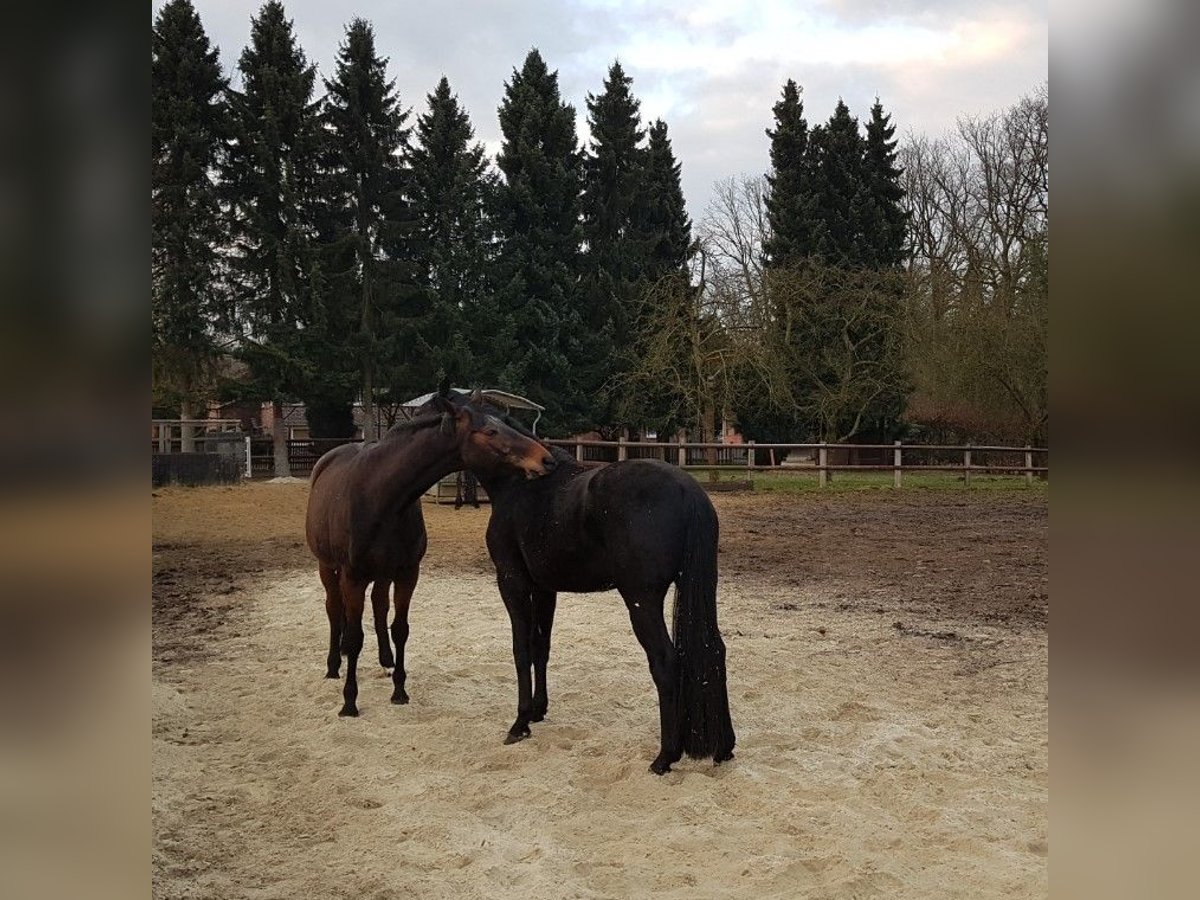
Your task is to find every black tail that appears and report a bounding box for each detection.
[672,494,736,761]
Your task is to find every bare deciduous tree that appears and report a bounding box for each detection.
[698,174,770,312]
[900,86,1048,443]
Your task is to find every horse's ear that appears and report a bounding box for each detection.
[437,375,451,398]
[469,387,484,405]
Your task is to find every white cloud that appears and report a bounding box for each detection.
[158,0,1046,221]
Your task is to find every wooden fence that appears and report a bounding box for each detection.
[155,426,1047,488]
[544,438,1048,487]
[151,418,243,454]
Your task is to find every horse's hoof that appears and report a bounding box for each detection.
[325,670,340,679]
[530,711,545,723]
[649,759,672,775]
[379,655,395,670]
[338,705,359,717]
[390,691,409,705]
[715,749,735,764]
[503,728,531,745]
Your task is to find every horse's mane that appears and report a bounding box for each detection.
[381,411,454,439]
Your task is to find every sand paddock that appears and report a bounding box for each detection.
[153,485,1047,898]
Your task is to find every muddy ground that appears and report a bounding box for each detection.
[153,482,1047,898]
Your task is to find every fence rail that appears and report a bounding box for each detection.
[545,438,1047,487]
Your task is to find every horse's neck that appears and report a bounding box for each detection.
[364,427,460,510]
[476,457,583,507]
[473,469,523,506]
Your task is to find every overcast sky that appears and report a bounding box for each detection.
[161,0,1047,223]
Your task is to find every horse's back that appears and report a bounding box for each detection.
[591,458,713,519]
[503,457,713,594]
[307,441,428,576]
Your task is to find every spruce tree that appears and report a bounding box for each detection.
[639,119,692,283]
[322,18,413,438]
[763,79,812,269]
[620,118,693,432]
[491,49,587,430]
[581,61,647,355]
[223,2,350,432]
[406,76,491,388]
[862,98,908,269]
[807,99,868,265]
[152,0,229,417]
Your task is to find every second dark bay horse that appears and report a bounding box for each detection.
[450,395,737,774]
[305,388,556,717]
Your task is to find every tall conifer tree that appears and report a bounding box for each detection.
[152,0,229,416]
[807,99,868,265]
[862,98,908,269]
[621,118,694,431]
[223,2,346,431]
[763,79,812,269]
[582,61,647,355]
[639,119,692,281]
[492,49,587,429]
[322,18,412,438]
[407,76,491,386]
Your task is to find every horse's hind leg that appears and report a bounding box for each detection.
[389,567,419,705]
[371,581,395,670]
[620,587,681,775]
[320,565,343,679]
[338,572,368,717]
[530,589,557,722]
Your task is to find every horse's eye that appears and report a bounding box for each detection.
[484,428,498,437]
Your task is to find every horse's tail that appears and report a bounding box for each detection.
[672,493,736,761]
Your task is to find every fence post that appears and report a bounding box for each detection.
[818,445,828,488]
[617,432,628,462]
[894,440,902,488]
[1025,444,1033,486]
[244,436,252,479]
[746,440,755,474]
[677,429,687,467]
[964,443,973,488]
[575,437,584,462]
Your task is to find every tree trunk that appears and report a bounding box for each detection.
[360,271,376,442]
[272,401,289,478]
[179,397,196,454]
[704,402,718,482]
[361,357,375,442]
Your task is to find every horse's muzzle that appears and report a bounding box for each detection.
[523,453,556,479]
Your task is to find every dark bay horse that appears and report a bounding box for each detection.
[305,388,556,717]
[449,396,736,774]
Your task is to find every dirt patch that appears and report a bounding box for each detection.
[714,492,1048,626]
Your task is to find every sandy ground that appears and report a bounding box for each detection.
[153,484,1047,898]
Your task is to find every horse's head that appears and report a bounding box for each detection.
[425,385,556,481]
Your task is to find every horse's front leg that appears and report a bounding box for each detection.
[338,573,368,717]
[389,567,419,705]
[497,573,535,743]
[531,589,557,722]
